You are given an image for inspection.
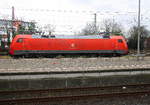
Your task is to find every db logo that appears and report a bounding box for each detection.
[71,43,75,48]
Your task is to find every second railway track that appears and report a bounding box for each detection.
[0,83,150,104]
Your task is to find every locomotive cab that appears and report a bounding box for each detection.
[113,36,128,55]
[9,35,30,56]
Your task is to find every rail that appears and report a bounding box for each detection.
[0,91,150,104]
[0,83,150,104]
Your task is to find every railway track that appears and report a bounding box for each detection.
[0,83,150,105]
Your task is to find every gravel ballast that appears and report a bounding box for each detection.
[0,56,150,73]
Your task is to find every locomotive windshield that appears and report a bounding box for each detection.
[16,38,23,43]
[118,39,123,43]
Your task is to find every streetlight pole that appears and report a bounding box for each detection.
[94,13,97,34]
[137,0,141,56]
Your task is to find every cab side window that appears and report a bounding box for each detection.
[118,39,123,43]
[16,38,23,43]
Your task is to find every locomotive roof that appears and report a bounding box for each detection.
[16,34,123,39]
[31,35,110,39]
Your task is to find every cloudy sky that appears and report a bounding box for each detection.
[0,0,149,35]
[0,0,147,11]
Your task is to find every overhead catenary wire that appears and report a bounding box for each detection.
[0,7,149,35]
[0,7,138,14]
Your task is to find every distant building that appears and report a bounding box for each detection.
[144,38,150,50]
[0,19,35,51]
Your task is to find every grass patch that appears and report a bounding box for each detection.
[0,55,11,59]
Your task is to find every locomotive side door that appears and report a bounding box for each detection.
[22,38,30,54]
[59,39,79,54]
[115,39,124,54]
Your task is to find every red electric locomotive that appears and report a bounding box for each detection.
[9,34,128,57]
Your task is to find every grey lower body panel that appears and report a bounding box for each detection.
[14,50,127,55]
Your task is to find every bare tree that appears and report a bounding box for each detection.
[43,24,55,35]
[128,25,150,49]
[81,22,100,35]
[80,19,124,36]
[101,19,124,35]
